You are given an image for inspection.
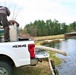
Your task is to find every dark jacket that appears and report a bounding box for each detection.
[0,6,10,16]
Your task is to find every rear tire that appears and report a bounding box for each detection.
[0,61,13,75]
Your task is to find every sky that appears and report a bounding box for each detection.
[0,0,76,28]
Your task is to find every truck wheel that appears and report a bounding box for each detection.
[0,61,13,75]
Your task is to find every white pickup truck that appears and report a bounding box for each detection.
[0,25,49,75]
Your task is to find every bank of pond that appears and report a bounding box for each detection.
[35,38,76,75]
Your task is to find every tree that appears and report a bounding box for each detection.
[23,19,74,36]
[70,21,76,32]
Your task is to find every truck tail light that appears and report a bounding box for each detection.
[28,44,35,58]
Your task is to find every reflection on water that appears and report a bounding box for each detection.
[44,39,76,75]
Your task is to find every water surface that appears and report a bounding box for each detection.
[45,39,76,75]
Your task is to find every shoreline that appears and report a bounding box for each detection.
[34,34,64,41]
[35,35,64,66]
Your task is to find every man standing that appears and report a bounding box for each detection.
[0,6,10,42]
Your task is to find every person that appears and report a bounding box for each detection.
[0,6,10,42]
[0,6,19,42]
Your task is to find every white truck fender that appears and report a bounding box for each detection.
[0,47,20,67]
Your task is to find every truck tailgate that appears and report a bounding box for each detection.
[35,49,50,58]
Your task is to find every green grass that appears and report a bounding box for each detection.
[49,52,62,65]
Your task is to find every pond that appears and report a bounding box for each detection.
[43,39,76,75]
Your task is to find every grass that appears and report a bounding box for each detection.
[34,34,64,41]
[49,52,62,65]
[14,60,51,75]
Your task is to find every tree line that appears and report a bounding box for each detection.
[21,19,76,36]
